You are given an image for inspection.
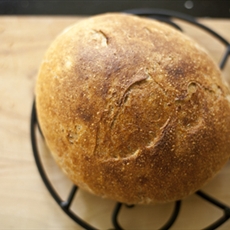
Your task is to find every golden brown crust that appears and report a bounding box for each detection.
[36,13,230,204]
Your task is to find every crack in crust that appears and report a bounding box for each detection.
[145,117,171,150]
[119,70,149,106]
[92,29,109,46]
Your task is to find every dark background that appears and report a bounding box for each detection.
[0,0,230,18]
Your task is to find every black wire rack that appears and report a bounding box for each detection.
[30,9,230,230]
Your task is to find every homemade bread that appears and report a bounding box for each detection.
[36,13,230,204]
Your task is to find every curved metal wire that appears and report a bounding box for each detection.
[124,8,230,46]
[112,203,123,230]
[159,201,181,230]
[196,191,230,230]
[30,9,230,230]
[111,201,181,230]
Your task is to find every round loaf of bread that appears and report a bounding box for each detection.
[36,13,230,204]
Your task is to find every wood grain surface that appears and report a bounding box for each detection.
[1,15,230,230]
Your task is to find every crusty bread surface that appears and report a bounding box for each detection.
[36,13,230,204]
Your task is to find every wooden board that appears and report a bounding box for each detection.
[1,16,230,229]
